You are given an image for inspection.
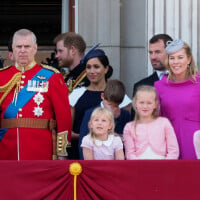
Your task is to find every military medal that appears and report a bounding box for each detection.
[33,106,44,117]
[33,93,44,105]
[27,80,49,92]
[33,93,44,117]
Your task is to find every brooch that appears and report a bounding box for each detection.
[33,93,44,106]
[37,75,46,80]
[33,106,44,117]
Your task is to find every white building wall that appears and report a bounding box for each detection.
[76,0,121,79]
[120,0,147,97]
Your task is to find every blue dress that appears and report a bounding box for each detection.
[69,88,103,159]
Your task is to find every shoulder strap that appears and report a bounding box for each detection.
[72,70,87,91]
[4,68,54,119]
[0,65,12,71]
[41,64,60,73]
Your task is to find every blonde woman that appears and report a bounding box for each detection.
[154,39,200,159]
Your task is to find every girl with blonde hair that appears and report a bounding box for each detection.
[123,85,179,159]
[81,107,124,160]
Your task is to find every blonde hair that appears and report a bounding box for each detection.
[133,85,160,132]
[88,107,115,138]
[167,42,198,81]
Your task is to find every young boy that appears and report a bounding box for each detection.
[79,79,131,159]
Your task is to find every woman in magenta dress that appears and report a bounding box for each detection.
[154,39,200,159]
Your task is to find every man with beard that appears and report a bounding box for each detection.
[131,34,173,118]
[133,34,173,96]
[54,32,89,93]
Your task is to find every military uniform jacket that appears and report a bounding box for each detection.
[65,63,89,93]
[0,63,71,160]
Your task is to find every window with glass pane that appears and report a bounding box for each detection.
[0,0,61,46]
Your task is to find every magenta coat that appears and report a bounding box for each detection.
[154,75,200,159]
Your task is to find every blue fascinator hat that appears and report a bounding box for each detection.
[84,49,107,63]
[166,39,184,55]
[80,43,100,65]
[82,48,113,79]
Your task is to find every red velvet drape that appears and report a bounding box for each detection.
[0,160,199,200]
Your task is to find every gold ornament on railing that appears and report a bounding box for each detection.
[69,162,82,200]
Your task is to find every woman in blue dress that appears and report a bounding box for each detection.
[68,49,131,159]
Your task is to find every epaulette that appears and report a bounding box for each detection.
[0,65,12,71]
[41,64,60,73]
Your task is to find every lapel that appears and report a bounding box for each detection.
[151,72,159,81]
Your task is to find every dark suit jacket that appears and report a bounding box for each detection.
[133,72,159,97]
[131,72,159,118]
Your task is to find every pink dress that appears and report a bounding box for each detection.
[123,117,179,160]
[81,134,123,160]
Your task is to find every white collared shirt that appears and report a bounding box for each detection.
[156,70,168,80]
[94,134,114,147]
[81,134,123,160]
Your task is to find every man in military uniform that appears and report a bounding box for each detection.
[0,29,71,160]
[54,32,89,93]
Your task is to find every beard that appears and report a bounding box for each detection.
[59,57,73,69]
[151,60,167,71]
[153,64,166,71]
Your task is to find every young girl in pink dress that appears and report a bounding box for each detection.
[81,107,124,160]
[123,85,179,159]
